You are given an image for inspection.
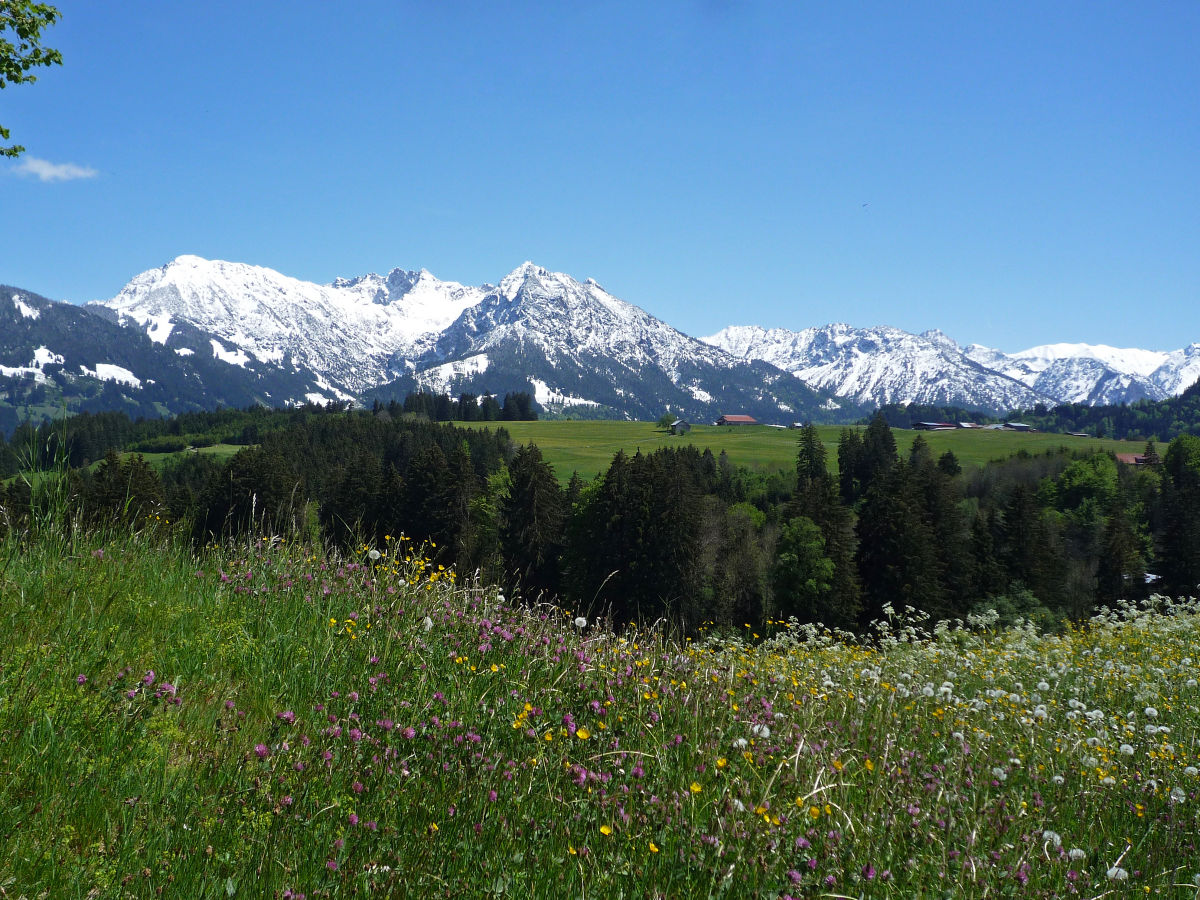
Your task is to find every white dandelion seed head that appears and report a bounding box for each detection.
[1144,706,1158,718]
[422,616,434,632]
[1068,848,1086,861]
[1184,766,1199,777]
[1052,775,1065,785]
[1106,866,1129,881]
[1037,681,1050,692]
[1120,743,1135,756]
[1042,830,1062,847]
[1171,787,1186,803]
[367,549,381,561]
[574,617,588,629]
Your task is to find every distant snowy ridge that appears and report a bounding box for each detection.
[708,324,1200,412]
[964,341,1200,405]
[704,324,1051,413]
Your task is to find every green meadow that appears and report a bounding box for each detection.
[3,521,1199,897]
[463,420,1142,482]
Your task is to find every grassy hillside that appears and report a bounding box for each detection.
[464,420,1142,481]
[3,524,1198,896]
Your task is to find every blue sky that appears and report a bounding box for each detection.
[2,1,1198,352]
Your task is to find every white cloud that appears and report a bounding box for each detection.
[12,156,98,182]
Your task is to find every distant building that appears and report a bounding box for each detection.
[1115,453,1148,466]
[716,414,758,426]
[669,419,691,435]
[1003,422,1034,432]
[913,421,957,431]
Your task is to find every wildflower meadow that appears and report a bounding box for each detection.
[2,526,1199,898]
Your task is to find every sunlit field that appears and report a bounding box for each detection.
[463,420,1140,483]
[3,527,1199,898]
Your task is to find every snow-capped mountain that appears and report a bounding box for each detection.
[83,257,857,423]
[393,262,851,422]
[95,255,488,398]
[963,341,1200,406]
[10,253,1196,430]
[704,324,1052,413]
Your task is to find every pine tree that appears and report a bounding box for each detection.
[500,444,564,598]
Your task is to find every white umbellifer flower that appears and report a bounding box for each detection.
[1145,706,1158,718]
[1120,743,1135,756]
[1068,848,1086,860]
[574,617,588,629]
[422,616,434,632]
[1107,866,1129,881]
[367,549,381,561]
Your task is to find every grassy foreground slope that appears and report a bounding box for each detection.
[466,420,1140,481]
[3,526,1199,897]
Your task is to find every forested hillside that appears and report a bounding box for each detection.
[5,407,1198,633]
[1013,376,1200,440]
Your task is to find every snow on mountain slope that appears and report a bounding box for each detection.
[1012,342,1169,377]
[94,256,487,394]
[704,324,1050,414]
[408,263,854,422]
[966,341,1200,405]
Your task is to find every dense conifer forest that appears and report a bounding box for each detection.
[3,404,1199,633]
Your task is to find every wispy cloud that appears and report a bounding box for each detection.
[12,156,99,182]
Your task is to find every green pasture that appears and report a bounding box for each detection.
[135,442,244,470]
[465,420,1143,481]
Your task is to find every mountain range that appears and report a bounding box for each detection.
[3,255,1197,432]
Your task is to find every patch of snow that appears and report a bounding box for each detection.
[416,354,491,391]
[0,347,63,383]
[175,347,195,356]
[305,392,331,405]
[33,346,64,367]
[12,294,39,320]
[210,338,250,367]
[528,377,599,408]
[145,312,174,344]
[689,385,714,403]
[79,363,141,388]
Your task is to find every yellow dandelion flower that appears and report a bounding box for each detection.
[600,824,613,836]
[716,757,727,768]
[576,727,590,739]
[649,841,659,853]
[689,781,702,794]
